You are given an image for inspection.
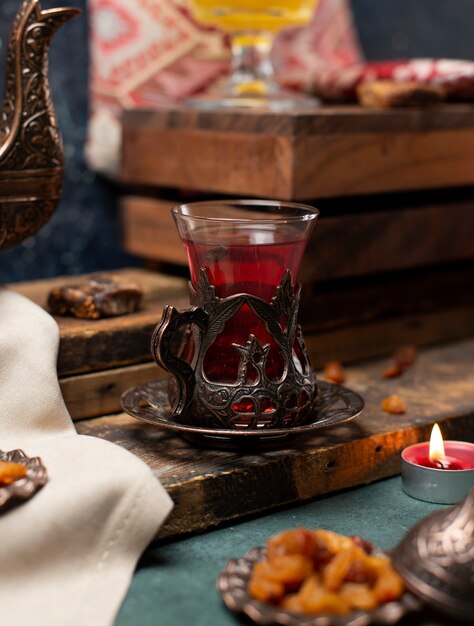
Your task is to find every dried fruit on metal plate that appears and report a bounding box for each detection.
[0,460,27,486]
[381,395,406,415]
[324,361,346,384]
[248,528,405,616]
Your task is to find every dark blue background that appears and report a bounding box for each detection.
[0,0,473,283]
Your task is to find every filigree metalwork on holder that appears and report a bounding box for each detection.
[120,379,364,450]
[0,448,48,509]
[391,487,474,620]
[217,546,420,626]
[0,0,80,250]
[151,269,317,429]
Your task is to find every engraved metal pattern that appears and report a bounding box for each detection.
[392,488,474,620]
[151,269,317,429]
[0,0,80,249]
[0,448,48,509]
[217,546,421,626]
[121,379,364,450]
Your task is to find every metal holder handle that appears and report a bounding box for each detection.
[151,305,208,416]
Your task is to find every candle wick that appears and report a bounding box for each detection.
[434,457,449,469]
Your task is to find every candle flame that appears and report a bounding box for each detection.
[429,423,446,464]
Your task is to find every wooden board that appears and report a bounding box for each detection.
[10,266,474,393]
[60,362,164,421]
[10,269,189,376]
[120,104,474,200]
[121,195,474,280]
[56,302,474,421]
[76,339,474,539]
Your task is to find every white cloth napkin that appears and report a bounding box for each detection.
[0,288,173,626]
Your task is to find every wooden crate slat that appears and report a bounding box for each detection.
[60,362,163,421]
[76,339,474,538]
[10,266,474,382]
[120,105,474,199]
[121,196,474,280]
[57,302,474,421]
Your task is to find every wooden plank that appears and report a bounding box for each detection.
[305,306,474,366]
[59,303,474,421]
[293,130,474,199]
[122,104,474,139]
[300,263,474,332]
[120,195,474,280]
[121,197,186,266]
[10,269,189,376]
[76,339,474,538]
[120,104,474,199]
[60,362,164,421]
[10,264,474,382]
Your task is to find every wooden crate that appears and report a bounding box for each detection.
[120,104,474,200]
[118,105,474,370]
[11,267,474,421]
[120,194,474,281]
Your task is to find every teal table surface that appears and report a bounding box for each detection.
[116,477,456,626]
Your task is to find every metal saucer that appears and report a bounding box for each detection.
[121,380,364,450]
[217,490,474,625]
[217,546,421,626]
[0,449,48,510]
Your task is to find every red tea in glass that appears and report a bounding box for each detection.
[183,231,307,384]
[152,200,318,429]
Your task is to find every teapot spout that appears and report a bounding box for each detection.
[40,6,82,31]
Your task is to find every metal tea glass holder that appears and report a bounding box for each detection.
[121,200,364,450]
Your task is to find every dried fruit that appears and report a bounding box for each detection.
[0,460,27,485]
[340,582,378,611]
[383,363,404,379]
[323,361,346,384]
[381,395,406,414]
[267,527,316,560]
[248,573,284,603]
[394,346,417,369]
[382,346,417,379]
[323,547,355,591]
[248,528,405,616]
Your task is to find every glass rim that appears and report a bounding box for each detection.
[172,199,319,224]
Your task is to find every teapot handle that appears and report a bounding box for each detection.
[151,305,208,416]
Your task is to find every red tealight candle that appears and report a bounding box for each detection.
[413,424,474,470]
[401,423,474,503]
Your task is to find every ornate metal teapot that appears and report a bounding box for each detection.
[0,0,80,250]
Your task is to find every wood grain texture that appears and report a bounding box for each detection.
[59,304,474,421]
[10,269,189,376]
[120,104,474,199]
[60,362,164,421]
[121,195,474,280]
[76,339,474,539]
[10,265,474,383]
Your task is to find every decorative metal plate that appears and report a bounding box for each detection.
[121,380,364,449]
[391,487,474,621]
[0,449,48,510]
[217,546,421,626]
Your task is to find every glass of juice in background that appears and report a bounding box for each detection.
[187,0,320,109]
